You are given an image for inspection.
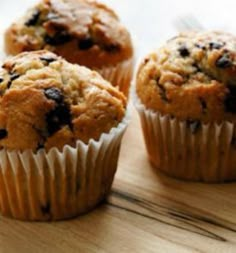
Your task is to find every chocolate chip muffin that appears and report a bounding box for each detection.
[0,50,128,220]
[135,31,236,182]
[4,0,134,96]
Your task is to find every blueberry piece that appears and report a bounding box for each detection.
[44,32,72,46]
[0,129,7,139]
[224,85,236,113]
[41,202,50,215]
[215,54,233,68]
[25,10,40,26]
[78,37,94,50]
[40,56,57,64]
[186,120,201,134]
[209,42,224,50]
[44,88,63,103]
[178,45,190,57]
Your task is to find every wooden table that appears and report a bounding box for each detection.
[1,0,236,252]
[1,106,236,253]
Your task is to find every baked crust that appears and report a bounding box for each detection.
[5,0,133,68]
[0,50,126,151]
[136,31,236,123]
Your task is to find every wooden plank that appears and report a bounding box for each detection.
[0,105,236,252]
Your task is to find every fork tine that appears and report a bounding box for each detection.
[173,14,204,32]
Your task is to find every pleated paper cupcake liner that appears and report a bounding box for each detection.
[0,113,129,221]
[133,91,236,183]
[97,58,134,97]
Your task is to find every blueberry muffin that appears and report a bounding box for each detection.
[4,0,134,96]
[0,50,128,220]
[135,31,236,182]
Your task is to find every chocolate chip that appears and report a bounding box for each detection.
[157,84,169,102]
[0,129,7,139]
[2,62,16,72]
[40,56,57,64]
[215,54,233,68]
[144,58,150,64]
[41,202,50,215]
[224,85,236,113]
[186,120,201,134]
[10,73,20,81]
[36,143,44,151]
[209,42,224,50]
[44,32,72,46]
[44,88,63,104]
[25,10,40,26]
[104,43,120,53]
[199,98,207,113]
[8,73,20,88]
[0,78,3,83]
[78,37,94,50]
[192,63,201,72]
[178,45,190,57]
[195,43,206,50]
[46,104,72,135]
[44,88,72,135]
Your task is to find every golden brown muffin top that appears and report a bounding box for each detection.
[0,50,126,151]
[5,0,133,68]
[136,31,236,123]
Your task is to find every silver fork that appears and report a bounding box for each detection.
[173,14,204,32]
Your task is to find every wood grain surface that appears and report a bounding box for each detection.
[1,0,236,252]
[1,105,236,253]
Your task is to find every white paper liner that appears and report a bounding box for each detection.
[96,58,134,97]
[133,91,236,183]
[0,113,129,221]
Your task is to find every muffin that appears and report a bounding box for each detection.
[135,31,236,183]
[0,50,128,220]
[4,0,134,96]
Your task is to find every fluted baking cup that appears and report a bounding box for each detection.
[133,92,236,183]
[97,58,134,97]
[0,114,129,221]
